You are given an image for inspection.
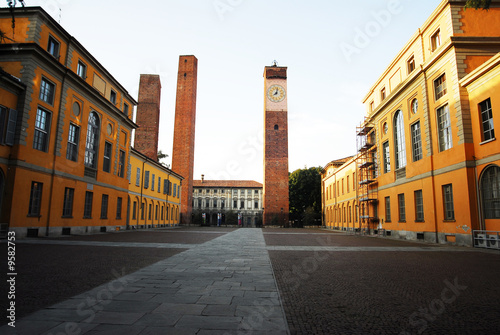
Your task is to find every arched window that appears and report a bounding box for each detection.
[274,124,279,130]
[84,112,100,169]
[481,165,500,219]
[394,110,406,169]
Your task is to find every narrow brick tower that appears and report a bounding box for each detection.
[135,74,161,161]
[172,55,198,225]
[263,64,289,226]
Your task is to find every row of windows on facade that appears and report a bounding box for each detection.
[1,79,130,178]
[135,168,180,198]
[28,181,122,219]
[194,189,260,196]
[47,35,129,112]
[370,28,442,111]
[328,168,500,224]
[193,199,260,210]
[130,201,179,222]
[325,172,357,201]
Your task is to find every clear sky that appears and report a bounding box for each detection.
[18,0,440,182]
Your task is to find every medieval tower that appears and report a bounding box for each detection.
[135,74,161,161]
[172,55,198,225]
[263,64,289,226]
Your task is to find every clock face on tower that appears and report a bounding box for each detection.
[267,84,286,103]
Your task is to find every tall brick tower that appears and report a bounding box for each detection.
[172,55,198,225]
[135,74,161,161]
[263,63,289,226]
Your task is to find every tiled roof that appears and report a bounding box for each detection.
[193,180,263,188]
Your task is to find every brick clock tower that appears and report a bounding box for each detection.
[172,55,198,225]
[263,63,289,226]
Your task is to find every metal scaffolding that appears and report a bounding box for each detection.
[356,119,379,234]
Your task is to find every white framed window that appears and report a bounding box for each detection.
[479,98,495,142]
[40,78,56,105]
[437,104,452,152]
[394,110,406,169]
[47,35,60,58]
[411,121,422,162]
[33,107,51,152]
[77,60,87,79]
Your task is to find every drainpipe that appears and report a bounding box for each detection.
[139,159,144,229]
[46,36,72,236]
[422,67,439,244]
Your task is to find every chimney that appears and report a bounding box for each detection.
[201,174,204,183]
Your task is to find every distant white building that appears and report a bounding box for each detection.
[192,176,263,226]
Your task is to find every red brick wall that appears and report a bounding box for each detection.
[263,67,289,226]
[172,55,198,225]
[135,74,161,161]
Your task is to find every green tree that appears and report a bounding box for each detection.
[289,166,322,226]
[465,0,491,9]
[225,210,237,225]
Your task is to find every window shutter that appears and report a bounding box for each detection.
[6,109,17,146]
[164,179,168,194]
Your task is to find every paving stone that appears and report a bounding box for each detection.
[91,311,145,325]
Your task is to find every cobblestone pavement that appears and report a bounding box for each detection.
[266,231,500,335]
[1,227,499,334]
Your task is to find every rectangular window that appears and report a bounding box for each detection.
[124,103,129,115]
[84,191,93,218]
[370,101,374,113]
[177,186,181,198]
[385,196,391,222]
[40,78,56,105]
[100,194,109,219]
[407,56,415,74]
[221,200,225,209]
[347,176,350,193]
[132,201,137,220]
[66,123,80,162]
[234,200,237,209]
[158,177,161,193]
[443,184,455,220]
[62,187,74,217]
[144,171,150,189]
[255,201,258,209]
[381,87,386,101]
[33,108,51,152]
[431,29,441,51]
[173,184,177,197]
[77,60,87,79]
[110,90,117,104]
[148,204,152,220]
[47,36,60,58]
[479,98,495,142]
[213,199,217,208]
[398,193,406,222]
[103,142,112,173]
[136,167,141,187]
[151,174,155,191]
[163,179,168,194]
[240,200,245,209]
[28,182,43,216]
[2,107,17,146]
[141,203,145,220]
[415,190,424,222]
[116,197,122,220]
[118,150,125,177]
[411,121,422,162]
[434,73,447,100]
[383,141,390,173]
[437,104,452,151]
[155,205,158,220]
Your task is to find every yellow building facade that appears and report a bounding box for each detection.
[460,53,500,233]
[128,148,183,228]
[322,157,358,231]
[0,7,137,236]
[323,1,500,246]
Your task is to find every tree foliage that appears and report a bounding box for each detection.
[289,167,322,225]
[465,0,491,9]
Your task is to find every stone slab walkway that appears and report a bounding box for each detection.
[2,229,289,335]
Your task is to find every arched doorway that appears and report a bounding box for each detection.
[480,165,500,230]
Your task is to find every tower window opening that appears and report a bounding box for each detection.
[274,124,279,130]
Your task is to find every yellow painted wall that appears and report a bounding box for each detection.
[129,151,182,228]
